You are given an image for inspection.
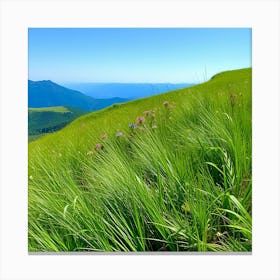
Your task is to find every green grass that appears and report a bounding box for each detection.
[28,68,252,252]
[28,106,87,141]
[29,106,71,112]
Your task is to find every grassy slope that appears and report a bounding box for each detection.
[28,106,87,141]
[29,106,71,112]
[28,68,252,252]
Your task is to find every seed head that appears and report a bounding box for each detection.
[144,110,152,116]
[169,102,175,110]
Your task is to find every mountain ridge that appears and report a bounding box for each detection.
[28,80,128,111]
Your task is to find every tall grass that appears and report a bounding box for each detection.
[28,68,252,252]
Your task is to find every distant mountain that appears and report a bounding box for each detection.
[28,106,87,141]
[28,80,128,111]
[62,83,195,99]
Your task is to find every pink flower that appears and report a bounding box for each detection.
[137,116,146,124]
[144,110,152,116]
[95,143,102,150]
[163,101,169,107]
[101,133,107,139]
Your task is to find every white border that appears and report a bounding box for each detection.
[0,0,279,279]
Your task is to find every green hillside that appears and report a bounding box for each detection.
[28,68,252,252]
[28,106,87,141]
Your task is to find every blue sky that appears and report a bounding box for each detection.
[28,28,251,83]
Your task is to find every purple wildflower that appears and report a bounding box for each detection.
[163,101,169,107]
[137,116,146,124]
[95,143,102,150]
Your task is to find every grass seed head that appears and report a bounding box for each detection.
[87,151,94,156]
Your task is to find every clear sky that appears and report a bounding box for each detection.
[28,28,251,83]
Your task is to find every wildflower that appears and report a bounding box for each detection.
[144,110,152,116]
[137,116,146,124]
[163,101,169,107]
[87,151,94,156]
[95,143,102,150]
[152,125,157,129]
[129,123,135,129]
[116,132,123,137]
[101,133,107,139]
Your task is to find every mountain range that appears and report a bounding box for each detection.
[28,80,128,111]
